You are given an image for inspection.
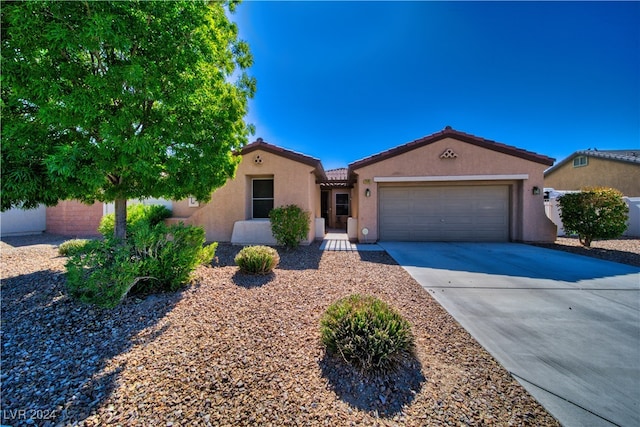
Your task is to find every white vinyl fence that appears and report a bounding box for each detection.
[0,205,47,237]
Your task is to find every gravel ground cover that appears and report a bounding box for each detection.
[2,233,615,426]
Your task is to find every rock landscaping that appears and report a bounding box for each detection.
[6,233,624,426]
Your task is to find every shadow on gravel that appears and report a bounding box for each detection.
[0,269,181,425]
[319,352,426,416]
[231,271,276,288]
[1,233,81,248]
[213,243,323,271]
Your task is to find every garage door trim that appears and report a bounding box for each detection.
[374,174,528,182]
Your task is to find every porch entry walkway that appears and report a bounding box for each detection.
[319,230,383,252]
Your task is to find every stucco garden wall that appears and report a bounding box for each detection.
[46,200,104,237]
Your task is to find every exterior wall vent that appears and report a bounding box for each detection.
[440,148,458,159]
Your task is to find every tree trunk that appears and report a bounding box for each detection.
[114,198,127,240]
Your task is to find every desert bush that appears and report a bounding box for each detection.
[58,239,92,256]
[235,245,280,275]
[98,203,171,237]
[65,239,139,308]
[320,294,415,375]
[66,223,216,308]
[269,204,310,248]
[131,223,217,294]
[558,187,628,247]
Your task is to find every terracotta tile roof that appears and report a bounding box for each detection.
[239,138,326,180]
[321,168,353,188]
[545,149,640,175]
[325,168,348,181]
[348,126,555,171]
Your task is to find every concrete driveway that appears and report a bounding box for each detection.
[379,242,640,427]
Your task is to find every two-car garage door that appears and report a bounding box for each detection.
[379,185,510,241]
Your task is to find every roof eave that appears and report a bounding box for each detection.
[348,127,555,172]
[238,138,327,181]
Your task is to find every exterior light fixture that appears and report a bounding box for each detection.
[365,188,371,197]
[532,186,541,195]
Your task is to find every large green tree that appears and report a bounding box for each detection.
[1,0,255,239]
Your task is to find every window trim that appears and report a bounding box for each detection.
[573,156,588,168]
[251,178,274,219]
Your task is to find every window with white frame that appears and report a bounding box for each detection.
[573,155,588,167]
[252,178,274,218]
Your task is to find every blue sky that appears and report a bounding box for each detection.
[233,1,639,170]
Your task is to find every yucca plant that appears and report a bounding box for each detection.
[320,294,415,375]
[234,245,280,275]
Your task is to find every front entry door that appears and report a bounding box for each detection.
[334,192,349,231]
[321,191,329,230]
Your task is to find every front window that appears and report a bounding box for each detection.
[252,178,274,218]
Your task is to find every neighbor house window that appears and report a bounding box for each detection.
[573,156,588,168]
[252,178,274,218]
[335,193,349,216]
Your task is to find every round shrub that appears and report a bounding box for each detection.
[269,204,310,248]
[58,239,92,256]
[320,294,415,375]
[558,187,629,247]
[235,245,280,275]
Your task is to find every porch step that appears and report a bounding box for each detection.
[319,239,384,252]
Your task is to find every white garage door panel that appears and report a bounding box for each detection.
[379,185,509,241]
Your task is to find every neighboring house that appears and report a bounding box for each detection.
[544,149,640,196]
[168,127,557,244]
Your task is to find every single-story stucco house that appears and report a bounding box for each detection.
[167,126,557,244]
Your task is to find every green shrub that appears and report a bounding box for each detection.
[320,294,415,375]
[65,239,139,308]
[58,239,92,256]
[269,204,310,248]
[234,245,280,275]
[98,203,171,237]
[65,223,216,308]
[131,223,218,294]
[558,187,629,247]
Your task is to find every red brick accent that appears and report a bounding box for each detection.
[46,200,103,237]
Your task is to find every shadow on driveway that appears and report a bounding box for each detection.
[380,242,640,284]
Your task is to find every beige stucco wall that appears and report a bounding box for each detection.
[351,137,556,242]
[544,157,640,196]
[171,149,320,242]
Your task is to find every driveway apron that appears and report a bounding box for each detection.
[379,242,640,427]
